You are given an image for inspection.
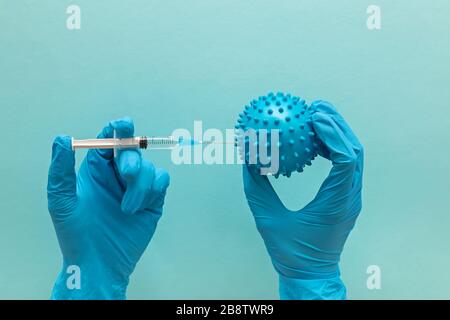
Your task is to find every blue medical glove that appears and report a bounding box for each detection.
[47,118,170,300]
[242,101,363,300]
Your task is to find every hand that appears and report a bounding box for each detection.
[242,101,363,300]
[47,118,170,299]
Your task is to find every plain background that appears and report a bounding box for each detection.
[0,0,449,299]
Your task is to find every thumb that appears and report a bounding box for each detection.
[47,135,77,221]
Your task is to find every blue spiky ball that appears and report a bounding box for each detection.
[235,92,322,178]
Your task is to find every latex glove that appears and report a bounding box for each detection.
[242,101,363,300]
[47,118,170,299]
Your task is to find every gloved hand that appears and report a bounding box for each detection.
[47,118,170,299]
[242,101,363,300]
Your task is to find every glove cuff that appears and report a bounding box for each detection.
[279,274,346,300]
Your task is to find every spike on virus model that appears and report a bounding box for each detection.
[235,92,322,178]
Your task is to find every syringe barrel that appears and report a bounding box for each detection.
[71,136,180,150]
[146,136,179,149]
[71,137,142,150]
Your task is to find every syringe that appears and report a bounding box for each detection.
[71,136,208,151]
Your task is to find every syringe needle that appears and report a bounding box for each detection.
[199,140,235,145]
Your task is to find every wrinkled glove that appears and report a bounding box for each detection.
[243,101,363,300]
[47,118,170,299]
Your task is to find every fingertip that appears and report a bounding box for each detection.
[110,117,134,138]
[48,135,77,214]
[310,100,337,115]
[51,135,75,164]
[117,149,142,182]
[95,117,136,159]
[153,168,170,193]
[121,201,136,215]
[120,159,156,215]
[53,135,73,151]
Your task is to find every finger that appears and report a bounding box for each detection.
[312,112,357,167]
[311,100,363,152]
[242,164,286,217]
[47,135,77,221]
[304,113,358,213]
[86,117,139,185]
[92,117,135,160]
[311,100,364,189]
[146,168,170,213]
[136,168,169,232]
[116,149,142,183]
[121,160,155,215]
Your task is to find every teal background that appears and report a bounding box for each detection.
[1,0,449,299]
